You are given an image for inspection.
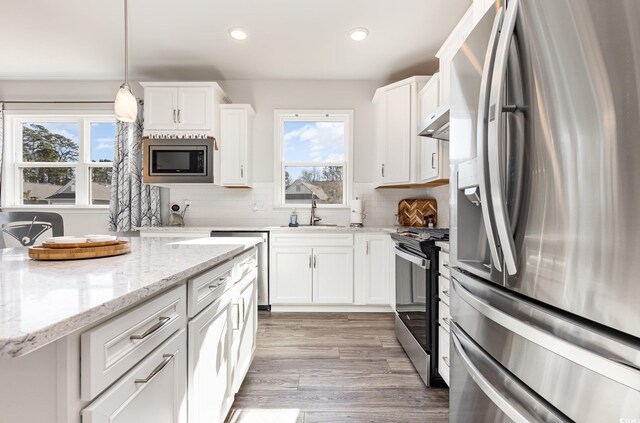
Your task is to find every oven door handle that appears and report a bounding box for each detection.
[395,247,428,269]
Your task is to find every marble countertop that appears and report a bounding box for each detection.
[137,225,399,233]
[0,237,259,358]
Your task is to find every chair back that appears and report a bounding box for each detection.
[0,211,64,248]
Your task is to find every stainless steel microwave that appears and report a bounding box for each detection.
[143,139,214,184]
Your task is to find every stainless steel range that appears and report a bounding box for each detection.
[391,228,448,387]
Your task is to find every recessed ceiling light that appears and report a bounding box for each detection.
[229,28,248,41]
[349,28,369,41]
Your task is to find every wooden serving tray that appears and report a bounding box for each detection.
[29,240,131,261]
[41,240,120,249]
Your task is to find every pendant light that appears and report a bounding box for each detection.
[114,0,137,122]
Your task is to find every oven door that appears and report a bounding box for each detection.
[394,245,430,351]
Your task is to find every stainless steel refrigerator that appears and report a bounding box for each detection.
[449,0,640,421]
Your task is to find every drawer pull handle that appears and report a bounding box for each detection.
[442,263,450,269]
[442,289,450,297]
[130,316,171,340]
[442,356,450,367]
[135,354,174,384]
[232,303,241,330]
[209,276,230,289]
[442,316,451,325]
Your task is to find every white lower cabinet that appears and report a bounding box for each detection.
[188,297,233,423]
[230,271,258,393]
[312,247,354,304]
[82,329,188,423]
[270,246,314,303]
[354,234,392,305]
[271,244,354,305]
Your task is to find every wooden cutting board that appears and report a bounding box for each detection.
[398,198,438,227]
[28,240,131,261]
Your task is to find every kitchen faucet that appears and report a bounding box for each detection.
[310,193,322,226]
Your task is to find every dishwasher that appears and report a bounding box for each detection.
[210,231,270,310]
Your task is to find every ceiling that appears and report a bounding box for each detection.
[0,0,471,81]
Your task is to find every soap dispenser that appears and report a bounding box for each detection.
[289,209,299,227]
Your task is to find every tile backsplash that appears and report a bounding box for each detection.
[167,182,450,228]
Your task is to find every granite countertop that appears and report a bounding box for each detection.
[137,225,399,233]
[0,237,260,358]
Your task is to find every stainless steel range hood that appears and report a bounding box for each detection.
[418,102,450,140]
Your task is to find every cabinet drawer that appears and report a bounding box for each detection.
[233,247,257,283]
[439,276,451,306]
[188,259,235,318]
[439,301,451,333]
[439,251,450,279]
[81,286,186,401]
[82,329,187,423]
[270,232,354,247]
[438,326,451,386]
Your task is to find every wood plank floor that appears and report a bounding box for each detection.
[226,312,449,423]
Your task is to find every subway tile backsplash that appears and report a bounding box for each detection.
[168,182,450,228]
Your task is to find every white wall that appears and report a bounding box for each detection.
[1,79,450,233]
[217,80,381,182]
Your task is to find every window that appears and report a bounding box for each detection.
[275,110,353,207]
[3,113,116,207]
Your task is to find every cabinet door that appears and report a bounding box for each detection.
[382,84,412,184]
[270,247,313,304]
[420,139,439,182]
[312,247,354,304]
[362,235,391,305]
[419,74,440,123]
[231,272,257,393]
[145,87,178,130]
[220,107,247,186]
[188,300,233,423]
[82,329,187,423]
[178,87,212,131]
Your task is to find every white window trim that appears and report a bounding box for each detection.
[1,110,116,209]
[273,109,354,209]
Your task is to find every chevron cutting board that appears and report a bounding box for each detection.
[398,199,438,227]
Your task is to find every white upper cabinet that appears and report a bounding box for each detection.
[419,73,440,123]
[220,104,255,187]
[177,86,213,130]
[141,82,230,137]
[373,76,428,187]
[436,8,474,105]
[144,87,179,130]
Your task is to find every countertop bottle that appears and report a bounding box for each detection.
[289,209,298,227]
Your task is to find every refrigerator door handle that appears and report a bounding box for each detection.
[476,6,505,272]
[452,275,640,391]
[487,0,520,275]
[451,324,570,423]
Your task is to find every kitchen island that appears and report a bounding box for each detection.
[0,236,261,423]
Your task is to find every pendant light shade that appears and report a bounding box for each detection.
[115,0,137,122]
[115,83,137,122]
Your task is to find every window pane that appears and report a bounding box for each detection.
[91,122,116,162]
[90,167,112,205]
[284,121,345,162]
[284,166,344,205]
[22,123,80,162]
[22,167,76,205]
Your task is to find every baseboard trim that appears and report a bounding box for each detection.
[269,305,394,313]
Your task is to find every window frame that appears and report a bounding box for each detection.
[1,111,116,209]
[273,110,354,209]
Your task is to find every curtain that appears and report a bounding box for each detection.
[108,104,161,232]
[0,103,4,204]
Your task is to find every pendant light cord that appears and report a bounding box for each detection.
[124,0,129,84]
